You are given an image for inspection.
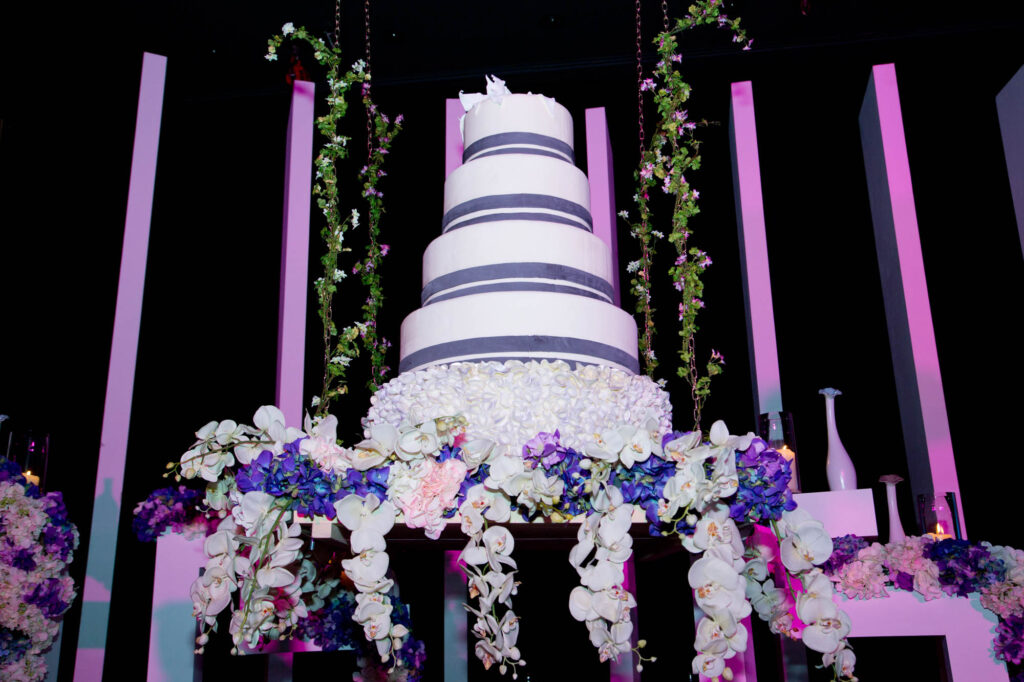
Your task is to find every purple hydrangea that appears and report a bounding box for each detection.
[729,438,796,523]
[925,539,1006,598]
[821,535,871,577]
[994,614,1024,665]
[132,485,205,543]
[235,438,345,519]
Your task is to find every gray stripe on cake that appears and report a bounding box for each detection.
[463,132,574,163]
[422,262,614,303]
[442,193,593,231]
[442,212,592,233]
[399,336,639,374]
[470,147,569,163]
[425,281,610,305]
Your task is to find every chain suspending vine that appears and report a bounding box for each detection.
[623,0,750,429]
[266,20,401,417]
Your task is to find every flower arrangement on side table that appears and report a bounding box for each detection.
[0,456,79,682]
[823,533,1024,675]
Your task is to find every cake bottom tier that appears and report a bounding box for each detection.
[398,291,639,374]
[365,360,672,456]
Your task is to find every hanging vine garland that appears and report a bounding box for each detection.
[624,0,749,429]
[267,21,401,416]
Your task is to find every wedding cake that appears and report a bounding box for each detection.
[366,78,671,452]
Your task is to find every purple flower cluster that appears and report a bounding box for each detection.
[821,535,871,577]
[0,456,39,498]
[294,583,425,680]
[729,438,796,524]
[132,485,205,542]
[235,439,343,519]
[523,432,592,518]
[340,466,390,501]
[995,614,1024,665]
[925,539,1006,598]
[41,494,76,563]
[0,626,32,665]
[24,577,71,618]
[610,455,674,534]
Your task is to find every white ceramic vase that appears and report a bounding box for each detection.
[880,475,906,543]
[820,387,857,490]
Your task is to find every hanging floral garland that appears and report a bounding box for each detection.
[624,0,749,427]
[267,23,402,412]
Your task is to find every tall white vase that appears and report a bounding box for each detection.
[880,475,907,542]
[820,387,857,490]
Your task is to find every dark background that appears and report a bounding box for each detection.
[1,0,1022,680]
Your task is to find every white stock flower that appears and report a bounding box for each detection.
[281,22,295,34]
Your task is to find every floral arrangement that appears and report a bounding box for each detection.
[822,533,1024,671]
[147,400,857,681]
[0,456,79,682]
[623,0,749,425]
[142,13,864,682]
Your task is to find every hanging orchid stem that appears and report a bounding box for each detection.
[266,26,401,416]
[625,0,749,429]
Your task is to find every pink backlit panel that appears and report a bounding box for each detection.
[75,51,167,682]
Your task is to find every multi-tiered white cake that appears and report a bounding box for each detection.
[366,79,671,453]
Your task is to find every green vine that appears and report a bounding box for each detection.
[266,24,401,416]
[623,0,749,429]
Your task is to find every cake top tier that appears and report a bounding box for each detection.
[460,79,574,165]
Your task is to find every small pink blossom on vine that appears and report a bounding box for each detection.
[380,244,390,256]
[640,78,656,92]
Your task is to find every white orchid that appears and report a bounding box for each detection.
[300,413,350,475]
[460,437,496,469]
[461,483,512,523]
[516,469,564,514]
[797,596,851,654]
[663,429,704,465]
[396,420,440,460]
[584,428,626,462]
[588,618,632,663]
[180,444,234,482]
[231,491,282,538]
[351,423,398,470]
[695,608,748,658]
[484,453,533,498]
[252,405,304,451]
[688,545,751,620]
[779,511,833,573]
[462,526,517,572]
[684,503,744,556]
[334,494,396,553]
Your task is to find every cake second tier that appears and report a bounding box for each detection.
[398,290,639,374]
